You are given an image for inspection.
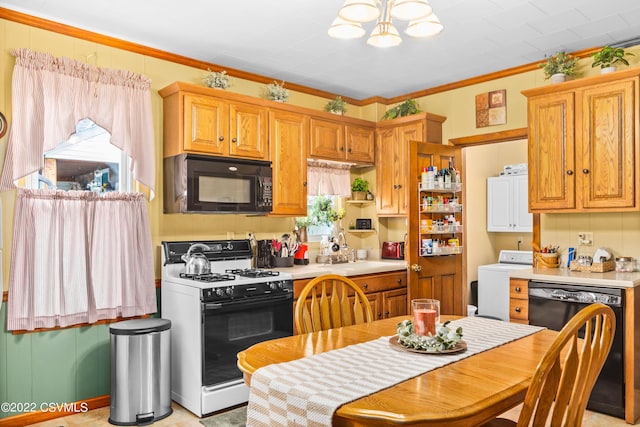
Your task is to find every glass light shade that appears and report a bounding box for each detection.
[367,21,402,47]
[338,0,381,23]
[405,13,443,38]
[390,0,432,21]
[328,17,366,39]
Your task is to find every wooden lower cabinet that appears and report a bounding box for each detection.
[509,278,529,324]
[293,270,407,333]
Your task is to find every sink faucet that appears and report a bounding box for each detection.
[337,232,347,249]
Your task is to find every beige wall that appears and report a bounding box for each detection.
[3,17,640,292]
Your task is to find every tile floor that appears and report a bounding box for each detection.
[25,401,629,426]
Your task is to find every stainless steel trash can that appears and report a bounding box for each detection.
[109,318,172,425]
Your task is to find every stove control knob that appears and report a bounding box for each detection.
[215,288,225,297]
[225,287,234,296]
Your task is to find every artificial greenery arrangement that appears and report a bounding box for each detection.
[295,217,313,228]
[351,177,370,193]
[397,319,464,352]
[266,80,289,102]
[539,51,578,79]
[309,195,345,226]
[203,69,231,89]
[324,96,347,115]
[382,99,421,120]
[591,45,634,69]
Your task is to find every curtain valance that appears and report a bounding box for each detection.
[0,48,155,198]
[306,160,352,197]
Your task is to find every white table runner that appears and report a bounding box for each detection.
[246,317,544,427]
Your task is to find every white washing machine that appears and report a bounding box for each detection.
[477,250,533,321]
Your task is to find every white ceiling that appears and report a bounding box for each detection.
[2,0,640,100]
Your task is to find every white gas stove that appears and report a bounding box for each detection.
[161,239,294,417]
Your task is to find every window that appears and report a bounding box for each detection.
[303,195,345,241]
[29,119,131,192]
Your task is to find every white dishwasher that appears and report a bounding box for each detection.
[477,250,533,321]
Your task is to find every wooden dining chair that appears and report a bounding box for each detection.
[294,274,374,334]
[484,302,615,427]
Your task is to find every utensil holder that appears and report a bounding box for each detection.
[535,252,559,268]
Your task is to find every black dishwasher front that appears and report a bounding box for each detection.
[528,281,624,419]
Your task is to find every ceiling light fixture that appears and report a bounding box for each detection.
[329,0,443,47]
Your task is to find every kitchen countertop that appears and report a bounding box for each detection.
[509,267,640,288]
[271,259,407,280]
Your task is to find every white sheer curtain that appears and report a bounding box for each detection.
[0,48,155,197]
[307,160,352,196]
[7,190,156,331]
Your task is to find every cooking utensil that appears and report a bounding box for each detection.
[181,243,211,274]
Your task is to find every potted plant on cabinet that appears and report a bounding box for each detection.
[203,69,231,89]
[591,45,634,73]
[351,177,370,200]
[539,51,578,83]
[265,80,289,102]
[324,96,347,115]
[382,99,421,120]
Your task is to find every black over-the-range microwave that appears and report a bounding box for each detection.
[163,154,273,214]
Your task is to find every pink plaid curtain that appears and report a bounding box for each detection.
[0,48,155,197]
[7,190,157,331]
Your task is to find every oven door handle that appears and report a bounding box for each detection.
[202,293,292,311]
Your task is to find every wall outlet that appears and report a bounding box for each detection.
[578,232,593,246]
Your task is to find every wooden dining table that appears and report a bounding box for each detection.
[237,315,559,426]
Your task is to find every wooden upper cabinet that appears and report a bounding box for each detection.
[375,113,446,216]
[523,70,640,213]
[229,101,269,159]
[309,117,344,160]
[309,117,375,165]
[527,91,576,211]
[269,109,309,216]
[160,83,269,160]
[345,124,375,164]
[182,93,229,155]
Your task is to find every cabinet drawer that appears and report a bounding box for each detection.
[351,271,406,293]
[510,298,528,321]
[510,279,528,300]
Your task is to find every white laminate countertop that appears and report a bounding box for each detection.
[271,260,407,280]
[509,267,640,288]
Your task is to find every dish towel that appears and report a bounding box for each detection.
[246,317,545,427]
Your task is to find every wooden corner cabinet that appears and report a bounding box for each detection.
[293,271,407,333]
[376,113,446,217]
[522,68,640,213]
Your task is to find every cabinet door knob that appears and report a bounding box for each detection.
[397,184,402,189]
[232,137,237,143]
[583,168,589,174]
[348,148,352,153]
[393,184,398,189]
[566,170,574,175]
[515,287,521,292]
[303,182,307,187]
[218,136,225,141]
[397,278,402,284]
[515,307,521,313]
[362,283,368,289]
[340,146,344,151]
[411,264,422,272]
[385,310,390,317]
[377,312,382,319]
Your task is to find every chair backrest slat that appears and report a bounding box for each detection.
[295,274,375,334]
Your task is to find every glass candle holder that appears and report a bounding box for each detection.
[412,299,440,336]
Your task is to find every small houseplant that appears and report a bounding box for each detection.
[266,80,289,102]
[591,45,634,73]
[309,195,344,227]
[351,177,370,200]
[382,99,421,120]
[203,69,231,89]
[324,96,347,115]
[539,51,578,83]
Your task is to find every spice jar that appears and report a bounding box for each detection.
[615,257,634,273]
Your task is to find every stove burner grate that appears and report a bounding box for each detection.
[225,268,280,278]
[180,272,236,282]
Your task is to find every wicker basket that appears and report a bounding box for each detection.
[535,252,560,268]
[569,259,614,273]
